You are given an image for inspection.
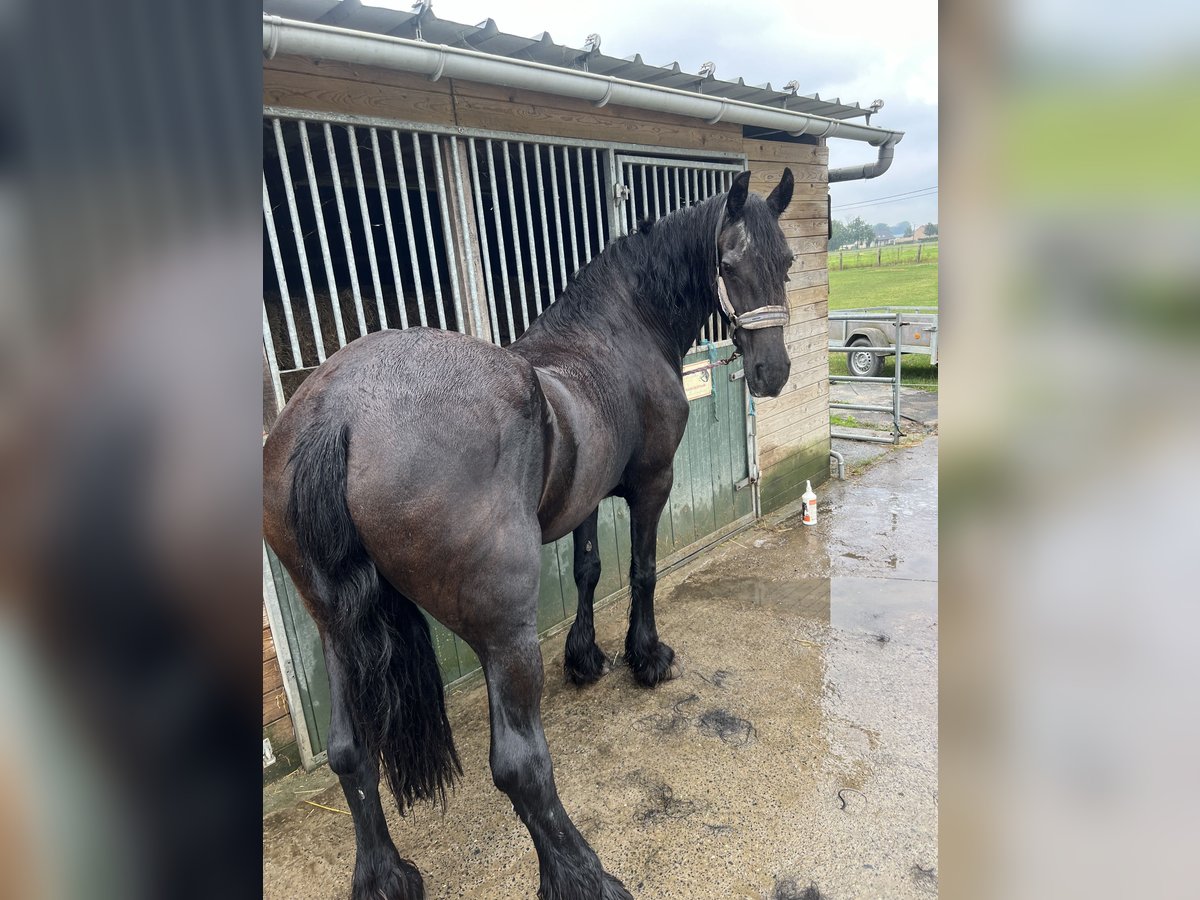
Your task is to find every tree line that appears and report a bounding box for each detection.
[829,217,937,250]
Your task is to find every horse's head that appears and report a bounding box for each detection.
[716,168,796,398]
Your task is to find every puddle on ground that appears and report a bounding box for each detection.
[680,573,937,648]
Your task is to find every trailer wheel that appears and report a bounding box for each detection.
[847,339,884,378]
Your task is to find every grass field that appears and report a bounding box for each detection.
[828,260,939,389]
[829,241,938,270]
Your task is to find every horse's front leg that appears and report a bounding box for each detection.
[624,472,683,687]
[564,507,613,685]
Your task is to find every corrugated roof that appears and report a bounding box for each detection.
[263,0,880,123]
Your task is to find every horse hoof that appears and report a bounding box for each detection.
[564,643,612,686]
[628,641,677,688]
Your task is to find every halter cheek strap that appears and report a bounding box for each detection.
[713,201,791,336]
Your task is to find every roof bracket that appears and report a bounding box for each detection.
[705,100,728,125]
[593,80,615,108]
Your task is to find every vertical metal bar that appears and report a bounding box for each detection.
[431,134,466,332]
[682,165,691,207]
[494,145,528,336]
[450,136,484,336]
[563,147,580,275]
[516,144,543,316]
[547,145,567,290]
[501,142,530,332]
[411,133,447,330]
[321,123,364,344]
[262,317,285,413]
[575,148,592,263]
[271,119,326,363]
[624,163,635,233]
[262,175,303,367]
[604,149,625,239]
[893,311,903,442]
[638,163,648,229]
[533,145,555,303]
[591,148,605,245]
[672,166,681,213]
[468,138,502,345]
[347,125,385,335]
[485,140,516,341]
[390,129,423,327]
[368,128,399,330]
[297,122,343,343]
[652,165,661,220]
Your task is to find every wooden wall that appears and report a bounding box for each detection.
[263,604,300,782]
[743,140,832,511]
[264,56,742,152]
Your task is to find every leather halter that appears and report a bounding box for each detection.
[713,200,791,337]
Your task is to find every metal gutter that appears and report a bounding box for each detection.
[262,16,904,151]
[829,138,897,182]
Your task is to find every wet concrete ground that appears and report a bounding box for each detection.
[263,437,938,899]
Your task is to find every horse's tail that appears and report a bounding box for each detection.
[286,417,461,810]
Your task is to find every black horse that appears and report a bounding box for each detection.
[262,168,796,899]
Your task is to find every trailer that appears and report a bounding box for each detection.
[829,306,938,378]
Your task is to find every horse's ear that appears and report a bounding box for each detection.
[767,167,794,217]
[726,170,751,219]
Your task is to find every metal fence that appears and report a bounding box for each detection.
[828,311,904,444]
[262,109,747,407]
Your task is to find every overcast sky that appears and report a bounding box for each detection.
[372,0,938,227]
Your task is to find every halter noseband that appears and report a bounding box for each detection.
[714,200,791,337]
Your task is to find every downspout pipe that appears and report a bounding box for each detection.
[263,16,905,150]
[828,138,897,182]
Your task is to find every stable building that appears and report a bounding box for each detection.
[261,1,903,779]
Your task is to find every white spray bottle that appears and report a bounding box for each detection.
[801,480,817,526]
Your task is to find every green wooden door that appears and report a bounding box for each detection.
[264,346,752,764]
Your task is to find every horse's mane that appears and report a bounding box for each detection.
[521,196,725,359]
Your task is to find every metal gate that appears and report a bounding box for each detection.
[262,108,755,767]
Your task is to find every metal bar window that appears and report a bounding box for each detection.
[263,109,746,392]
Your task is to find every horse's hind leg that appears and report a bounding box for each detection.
[464,543,632,899]
[322,639,424,900]
[564,507,613,685]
